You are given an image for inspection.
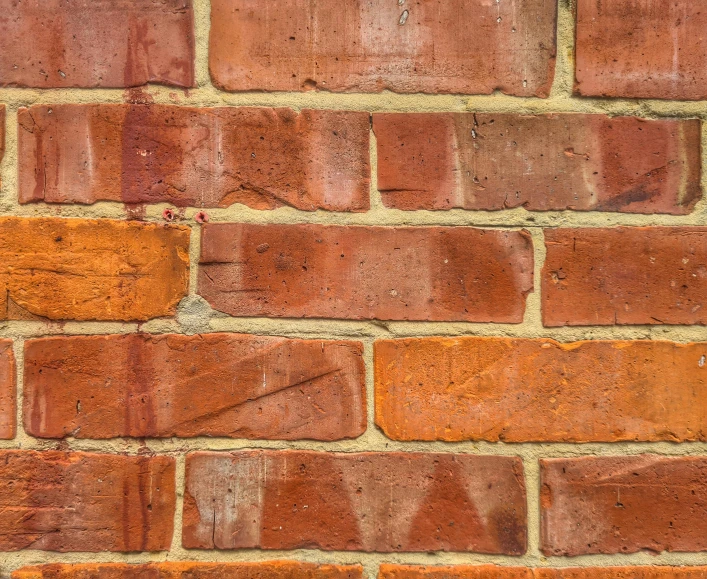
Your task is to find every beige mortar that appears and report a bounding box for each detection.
[2,0,707,575]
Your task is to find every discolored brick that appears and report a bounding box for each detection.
[183,450,527,554]
[209,0,557,96]
[0,218,189,321]
[542,227,707,326]
[542,456,707,555]
[0,340,15,439]
[24,333,366,440]
[576,0,707,99]
[0,450,175,552]
[12,562,363,579]
[198,224,534,322]
[373,113,701,213]
[375,337,707,443]
[0,0,194,88]
[18,105,370,211]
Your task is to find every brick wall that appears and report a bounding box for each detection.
[1,0,707,578]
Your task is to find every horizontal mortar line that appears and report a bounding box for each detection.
[4,87,707,117]
[4,437,707,456]
[6,548,707,570]
[0,206,706,228]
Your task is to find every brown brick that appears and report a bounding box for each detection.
[0,217,189,321]
[542,227,707,326]
[373,114,701,213]
[541,456,707,555]
[576,0,707,99]
[0,340,15,439]
[12,562,363,579]
[199,224,533,322]
[183,450,527,553]
[0,450,175,552]
[379,566,707,579]
[375,337,707,443]
[18,105,370,211]
[24,333,366,440]
[209,0,557,96]
[0,0,194,88]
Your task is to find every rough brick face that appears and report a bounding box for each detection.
[209,0,557,96]
[183,450,527,554]
[541,456,707,555]
[0,450,175,552]
[23,333,366,440]
[0,340,15,439]
[18,105,370,211]
[576,0,707,99]
[379,566,707,579]
[375,337,707,443]
[543,227,707,326]
[374,114,702,213]
[12,562,363,579]
[0,218,189,321]
[0,0,194,88]
[0,105,4,188]
[199,224,534,322]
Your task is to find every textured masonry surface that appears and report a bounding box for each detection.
[1,0,707,577]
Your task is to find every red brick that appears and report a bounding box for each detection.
[0,340,15,439]
[209,0,557,96]
[374,113,701,213]
[12,562,363,579]
[576,0,707,100]
[18,105,370,211]
[543,227,707,326]
[0,450,175,552]
[0,217,189,321]
[0,0,194,88]
[375,337,707,443]
[24,333,366,440]
[182,450,527,553]
[541,456,707,555]
[379,566,707,579]
[199,224,534,322]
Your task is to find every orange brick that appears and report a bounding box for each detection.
[12,562,363,579]
[199,224,534,322]
[374,113,701,213]
[0,0,194,88]
[543,227,707,326]
[576,0,707,99]
[209,0,557,96]
[0,450,175,552]
[0,340,15,439]
[379,566,707,579]
[18,105,370,211]
[24,333,366,440]
[0,218,189,321]
[375,337,707,442]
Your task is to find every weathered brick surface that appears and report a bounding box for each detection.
[0,450,175,552]
[12,562,363,579]
[0,0,194,88]
[541,456,707,555]
[543,227,707,326]
[199,224,534,322]
[374,114,701,213]
[209,0,557,96]
[0,105,4,189]
[379,566,707,579]
[24,333,366,440]
[375,337,707,443]
[576,0,707,100]
[0,340,15,439]
[0,218,189,321]
[183,450,527,554]
[18,105,370,211]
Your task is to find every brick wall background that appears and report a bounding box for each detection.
[1,0,707,578]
